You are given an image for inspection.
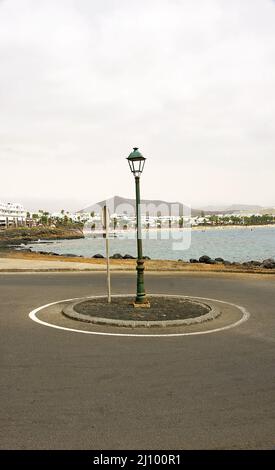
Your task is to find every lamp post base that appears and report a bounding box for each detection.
[133,300,151,308]
[134,258,150,308]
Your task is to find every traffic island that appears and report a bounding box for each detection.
[62,295,220,328]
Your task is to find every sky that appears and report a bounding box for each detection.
[0,0,275,212]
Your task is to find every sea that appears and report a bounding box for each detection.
[26,226,275,263]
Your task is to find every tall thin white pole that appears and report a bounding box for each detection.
[106,220,111,303]
[103,205,111,303]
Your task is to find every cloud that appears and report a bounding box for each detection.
[0,0,275,209]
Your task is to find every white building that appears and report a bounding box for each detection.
[0,202,27,227]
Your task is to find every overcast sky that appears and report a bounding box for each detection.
[0,0,275,211]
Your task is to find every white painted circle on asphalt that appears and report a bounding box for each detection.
[29,294,250,337]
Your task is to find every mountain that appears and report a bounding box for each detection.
[79,196,275,217]
[201,204,274,214]
[203,204,263,212]
[78,195,202,217]
[226,204,264,213]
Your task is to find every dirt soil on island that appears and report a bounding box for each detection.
[74,297,210,321]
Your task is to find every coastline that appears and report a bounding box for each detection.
[191,224,275,231]
[0,223,274,273]
[0,249,275,275]
[86,224,275,236]
[0,226,84,246]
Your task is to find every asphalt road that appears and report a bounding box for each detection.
[0,271,275,449]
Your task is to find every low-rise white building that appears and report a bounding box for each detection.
[0,202,27,227]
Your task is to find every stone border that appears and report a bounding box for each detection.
[29,294,250,337]
[62,295,221,328]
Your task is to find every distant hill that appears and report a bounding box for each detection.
[79,197,275,217]
[226,204,263,212]
[202,204,274,214]
[202,204,262,212]
[78,195,202,217]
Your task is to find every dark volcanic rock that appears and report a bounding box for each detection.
[199,255,211,263]
[0,227,84,246]
[248,260,262,267]
[15,248,32,253]
[123,254,135,259]
[215,257,224,263]
[190,258,199,263]
[63,253,81,258]
[199,255,216,264]
[142,256,151,260]
[261,258,275,269]
[111,253,123,259]
[42,252,60,256]
[93,253,105,259]
[242,260,261,267]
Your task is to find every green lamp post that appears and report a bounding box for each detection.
[127,147,150,308]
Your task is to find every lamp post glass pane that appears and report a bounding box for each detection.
[127,159,134,174]
[128,158,146,177]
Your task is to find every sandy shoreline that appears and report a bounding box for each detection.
[0,250,274,275]
[191,224,275,231]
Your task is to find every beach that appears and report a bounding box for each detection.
[1,249,275,275]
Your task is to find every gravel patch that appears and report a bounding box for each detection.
[74,296,210,322]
